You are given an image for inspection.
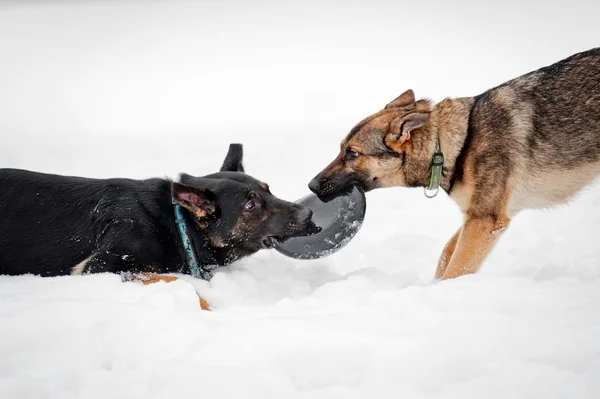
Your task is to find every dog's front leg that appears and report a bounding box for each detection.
[441,215,510,280]
[434,227,462,279]
[122,273,210,311]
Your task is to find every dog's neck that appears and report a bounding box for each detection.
[153,186,221,276]
[431,97,474,193]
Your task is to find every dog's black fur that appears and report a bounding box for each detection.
[0,144,312,278]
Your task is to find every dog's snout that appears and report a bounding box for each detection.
[295,204,313,223]
[308,176,321,194]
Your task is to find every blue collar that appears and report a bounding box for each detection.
[173,203,209,279]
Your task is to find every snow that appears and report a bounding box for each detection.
[1,1,600,398]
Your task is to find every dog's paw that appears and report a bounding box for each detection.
[122,272,210,310]
[198,294,210,311]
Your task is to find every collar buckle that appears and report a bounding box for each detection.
[431,152,444,166]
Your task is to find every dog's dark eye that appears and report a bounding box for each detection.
[346,149,361,159]
[244,200,256,211]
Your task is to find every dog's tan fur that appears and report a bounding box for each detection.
[310,48,600,279]
[123,273,210,310]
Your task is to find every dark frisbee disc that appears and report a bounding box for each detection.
[271,186,366,260]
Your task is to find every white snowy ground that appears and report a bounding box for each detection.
[1,1,600,398]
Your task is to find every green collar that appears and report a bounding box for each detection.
[424,113,444,198]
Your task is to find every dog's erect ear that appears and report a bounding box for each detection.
[385,112,430,148]
[171,183,217,223]
[220,143,245,172]
[385,89,416,109]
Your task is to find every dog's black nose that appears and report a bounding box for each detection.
[308,177,320,194]
[295,204,313,223]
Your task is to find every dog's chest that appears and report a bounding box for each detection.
[448,182,474,214]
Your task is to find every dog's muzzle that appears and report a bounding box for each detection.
[309,176,338,198]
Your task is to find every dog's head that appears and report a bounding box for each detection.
[171,144,313,261]
[308,90,434,199]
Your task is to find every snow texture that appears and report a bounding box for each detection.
[1,1,600,398]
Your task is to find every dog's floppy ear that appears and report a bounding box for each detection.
[385,89,416,109]
[171,182,217,225]
[385,112,430,149]
[220,143,245,172]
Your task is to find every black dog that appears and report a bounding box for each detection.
[0,144,312,279]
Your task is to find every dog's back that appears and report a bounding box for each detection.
[0,169,168,276]
[465,48,600,214]
[474,48,600,165]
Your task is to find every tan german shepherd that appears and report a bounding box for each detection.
[309,48,600,280]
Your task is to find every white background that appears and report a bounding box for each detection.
[1,1,599,398]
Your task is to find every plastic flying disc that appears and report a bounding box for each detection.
[271,186,366,259]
